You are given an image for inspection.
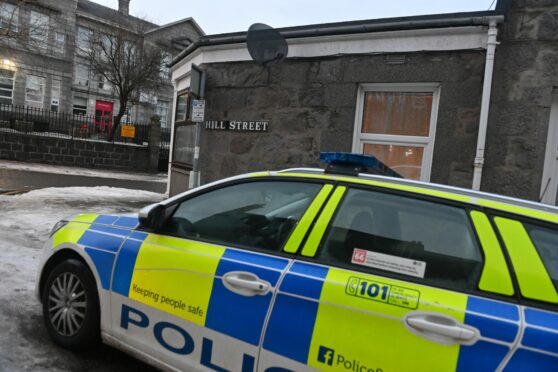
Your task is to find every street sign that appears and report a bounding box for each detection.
[121,124,135,138]
[192,100,205,122]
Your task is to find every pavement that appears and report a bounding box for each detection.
[0,161,168,193]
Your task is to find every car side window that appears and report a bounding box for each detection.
[162,181,322,252]
[317,189,483,291]
[525,223,558,291]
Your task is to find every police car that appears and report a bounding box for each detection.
[36,153,558,371]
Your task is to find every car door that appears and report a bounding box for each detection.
[260,185,521,371]
[493,217,558,370]
[109,179,328,371]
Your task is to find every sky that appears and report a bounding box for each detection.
[91,0,498,35]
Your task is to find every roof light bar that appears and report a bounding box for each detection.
[320,152,403,178]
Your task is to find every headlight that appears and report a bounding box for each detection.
[49,220,68,238]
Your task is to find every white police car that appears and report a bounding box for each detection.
[36,153,558,371]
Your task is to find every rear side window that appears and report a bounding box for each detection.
[317,189,483,291]
[525,224,558,290]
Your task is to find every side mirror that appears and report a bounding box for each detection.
[138,203,166,231]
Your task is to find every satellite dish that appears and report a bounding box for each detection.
[246,23,288,67]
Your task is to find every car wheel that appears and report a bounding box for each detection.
[41,258,100,351]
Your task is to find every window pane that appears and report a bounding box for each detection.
[173,124,195,164]
[54,32,65,54]
[0,3,18,32]
[363,143,424,180]
[525,224,558,291]
[0,69,14,100]
[362,92,432,136]
[77,27,92,54]
[318,189,482,291]
[25,75,45,108]
[176,94,188,121]
[29,11,49,46]
[164,182,321,251]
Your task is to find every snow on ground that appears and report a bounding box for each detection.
[0,160,167,183]
[0,187,164,372]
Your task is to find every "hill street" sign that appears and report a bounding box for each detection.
[205,120,269,132]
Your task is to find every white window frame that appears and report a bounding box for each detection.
[50,77,61,111]
[54,31,65,54]
[76,26,92,55]
[0,2,18,32]
[29,10,49,49]
[25,75,45,109]
[74,63,90,87]
[156,100,169,127]
[352,83,441,182]
[0,68,15,104]
[73,96,87,115]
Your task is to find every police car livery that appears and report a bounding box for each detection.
[36,153,558,371]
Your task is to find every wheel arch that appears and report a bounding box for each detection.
[39,247,103,304]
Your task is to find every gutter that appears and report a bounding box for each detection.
[472,18,501,191]
[171,12,505,67]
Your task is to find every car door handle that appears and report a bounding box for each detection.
[404,312,480,346]
[222,271,271,297]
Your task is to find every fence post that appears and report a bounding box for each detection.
[148,116,161,173]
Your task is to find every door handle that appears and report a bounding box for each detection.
[222,271,271,297]
[404,312,480,346]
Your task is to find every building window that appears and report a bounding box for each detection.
[29,11,49,49]
[99,33,114,62]
[0,2,18,33]
[175,92,190,122]
[73,96,87,115]
[156,101,169,127]
[51,78,61,112]
[76,26,92,55]
[25,75,45,109]
[160,53,171,79]
[54,32,65,54]
[74,64,89,87]
[0,69,15,105]
[353,84,440,181]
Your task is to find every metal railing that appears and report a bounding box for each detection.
[0,103,151,145]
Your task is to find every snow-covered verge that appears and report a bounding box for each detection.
[0,187,164,371]
[0,160,167,183]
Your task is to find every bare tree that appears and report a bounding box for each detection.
[0,0,53,50]
[81,24,166,139]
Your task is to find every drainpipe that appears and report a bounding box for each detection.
[472,19,499,191]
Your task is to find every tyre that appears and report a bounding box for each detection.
[41,258,100,351]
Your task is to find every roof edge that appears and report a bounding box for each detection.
[171,10,505,67]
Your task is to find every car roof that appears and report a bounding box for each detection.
[272,168,558,224]
[162,167,558,225]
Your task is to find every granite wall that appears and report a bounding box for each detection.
[197,50,487,187]
[483,0,558,201]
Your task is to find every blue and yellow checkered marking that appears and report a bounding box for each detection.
[205,250,289,345]
[263,261,521,371]
[52,214,140,290]
[503,307,558,370]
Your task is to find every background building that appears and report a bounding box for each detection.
[0,0,204,128]
[168,0,558,205]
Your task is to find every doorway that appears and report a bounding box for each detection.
[94,100,113,134]
[540,89,558,205]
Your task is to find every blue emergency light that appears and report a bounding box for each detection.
[320,152,403,178]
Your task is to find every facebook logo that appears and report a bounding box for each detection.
[318,346,335,366]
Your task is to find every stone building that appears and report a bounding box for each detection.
[167,0,558,204]
[0,0,203,128]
